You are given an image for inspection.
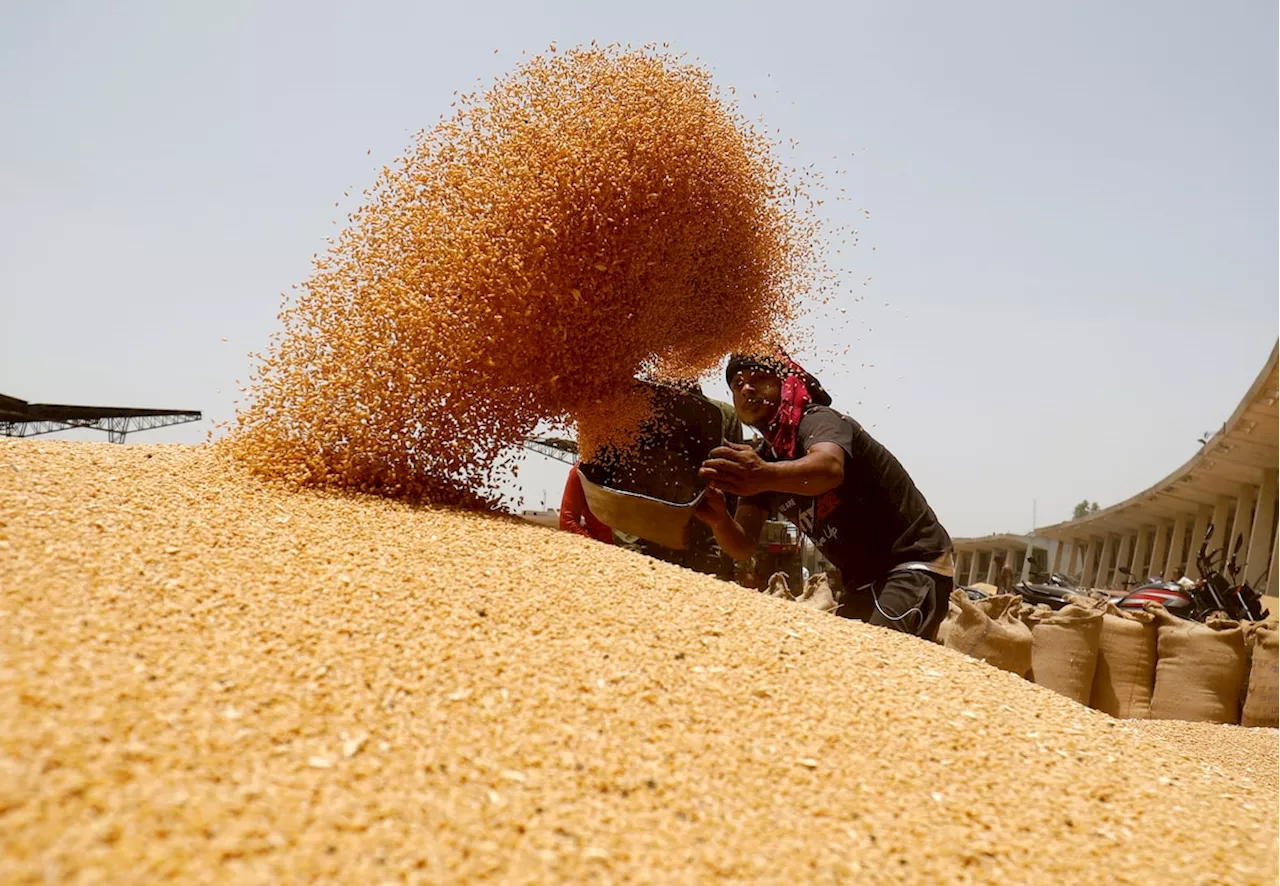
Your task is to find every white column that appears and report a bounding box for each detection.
[1082,538,1099,589]
[1058,541,1073,577]
[967,551,981,585]
[1164,513,1190,580]
[1129,526,1150,578]
[1051,540,1065,573]
[1188,505,1212,579]
[1246,469,1278,586]
[1230,487,1257,567]
[1112,533,1133,588]
[1268,527,1279,597]
[1095,534,1115,588]
[985,549,997,584]
[1208,496,1232,572]
[1149,518,1171,580]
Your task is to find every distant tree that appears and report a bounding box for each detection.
[1072,500,1101,520]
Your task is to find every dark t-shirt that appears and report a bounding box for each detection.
[745,406,951,590]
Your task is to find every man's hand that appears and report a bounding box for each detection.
[698,442,774,497]
[694,486,730,527]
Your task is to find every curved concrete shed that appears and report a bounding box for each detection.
[1034,341,1278,597]
[952,534,1049,588]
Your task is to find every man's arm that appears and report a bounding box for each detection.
[699,442,844,498]
[694,489,768,562]
[759,443,844,496]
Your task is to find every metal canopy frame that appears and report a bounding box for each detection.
[0,394,202,444]
[523,437,578,465]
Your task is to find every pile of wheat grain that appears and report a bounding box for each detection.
[3,440,1276,883]
[226,44,821,505]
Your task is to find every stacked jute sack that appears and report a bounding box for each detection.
[937,591,1278,727]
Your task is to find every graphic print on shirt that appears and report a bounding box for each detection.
[795,500,816,534]
[816,491,840,521]
[777,493,840,547]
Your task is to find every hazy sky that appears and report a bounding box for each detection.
[2,0,1276,537]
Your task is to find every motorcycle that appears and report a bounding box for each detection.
[1015,568,1080,611]
[1111,524,1268,622]
[1110,567,1195,618]
[1222,533,1268,623]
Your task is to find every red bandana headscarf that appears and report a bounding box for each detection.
[768,361,814,459]
[725,350,831,459]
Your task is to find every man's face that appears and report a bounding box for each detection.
[729,368,782,429]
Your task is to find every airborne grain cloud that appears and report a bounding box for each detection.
[227,44,827,505]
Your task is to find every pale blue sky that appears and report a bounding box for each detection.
[2,0,1275,536]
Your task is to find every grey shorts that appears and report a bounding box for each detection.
[836,569,953,641]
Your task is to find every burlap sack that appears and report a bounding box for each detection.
[1020,602,1050,635]
[1064,592,1107,609]
[1241,621,1257,710]
[796,574,838,614]
[1030,603,1102,704]
[1149,606,1247,724]
[1089,603,1157,719]
[1241,621,1278,728]
[935,600,961,646]
[943,591,1032,677]
[766,572,794,600]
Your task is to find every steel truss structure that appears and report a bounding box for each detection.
[1,393,202,444]
[522,437,579,464]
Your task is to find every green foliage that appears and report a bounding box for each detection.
[1072,500,1101,520]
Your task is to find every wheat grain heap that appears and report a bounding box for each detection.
[3,441,1277,883]
[227,44,816,504]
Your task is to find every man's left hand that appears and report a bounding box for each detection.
[699,442,774,497]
